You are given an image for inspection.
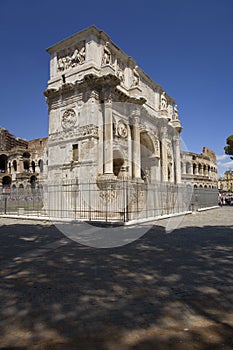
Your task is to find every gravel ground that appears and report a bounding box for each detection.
[0,206,233,349]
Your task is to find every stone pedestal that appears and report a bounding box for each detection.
[170,119,182,133]
[128,86,142,99]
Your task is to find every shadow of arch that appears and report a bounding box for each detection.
[2,175,11,188]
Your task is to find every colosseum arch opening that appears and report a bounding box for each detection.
[30,175,37,189]
[38,159,43,173]
[2,176,11,188]
[22,151,30,158]
[23,160,30,172]
[13,160,17,172]
[0,154,7,173]
[31,161,36,173]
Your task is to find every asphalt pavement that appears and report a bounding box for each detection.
[0,206,233,349]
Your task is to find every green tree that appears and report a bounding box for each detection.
[224,135,233,160]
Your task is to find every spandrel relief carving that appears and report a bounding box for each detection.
[57,42,86,72]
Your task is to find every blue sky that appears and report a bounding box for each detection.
[0,0,233,176]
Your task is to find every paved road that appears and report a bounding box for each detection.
[0,207,233,349]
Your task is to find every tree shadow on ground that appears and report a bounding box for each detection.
[0,217,233,349]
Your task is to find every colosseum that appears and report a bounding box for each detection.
[181,147,218,188]
[0,127,47,194]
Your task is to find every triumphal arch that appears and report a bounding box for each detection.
[44,26,183,221]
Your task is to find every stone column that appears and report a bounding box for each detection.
[35,160,40,173]
[98,119,104,175]
[161,127,168,182]
[173,135,182,183]
[19,159,24,173]
[103,94,114,175]
[189,163,193,175]
[169,164,175,183]
[131,111,141,179]
[204,165,208,176]
[127,124,132,178]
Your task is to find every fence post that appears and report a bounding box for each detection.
[123,179,129,223]
[105,185,108,222]
[4,195,7,214]
[89,180,91,221]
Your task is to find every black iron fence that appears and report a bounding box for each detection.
[0,181,218,223]
[0,187,44,216]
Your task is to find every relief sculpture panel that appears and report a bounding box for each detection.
[57,41,86,72]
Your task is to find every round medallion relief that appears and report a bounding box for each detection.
[61,109,77,130]
[117,122,128,138]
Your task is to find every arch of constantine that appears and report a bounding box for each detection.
[43,26,187,220]
[44,26,182,186]
[0,26,218,221]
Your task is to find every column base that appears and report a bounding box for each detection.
[132,177,144,183]
[96,173,117,190]
[96,173,117,182]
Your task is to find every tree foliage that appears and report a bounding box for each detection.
[224,135,233,160]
